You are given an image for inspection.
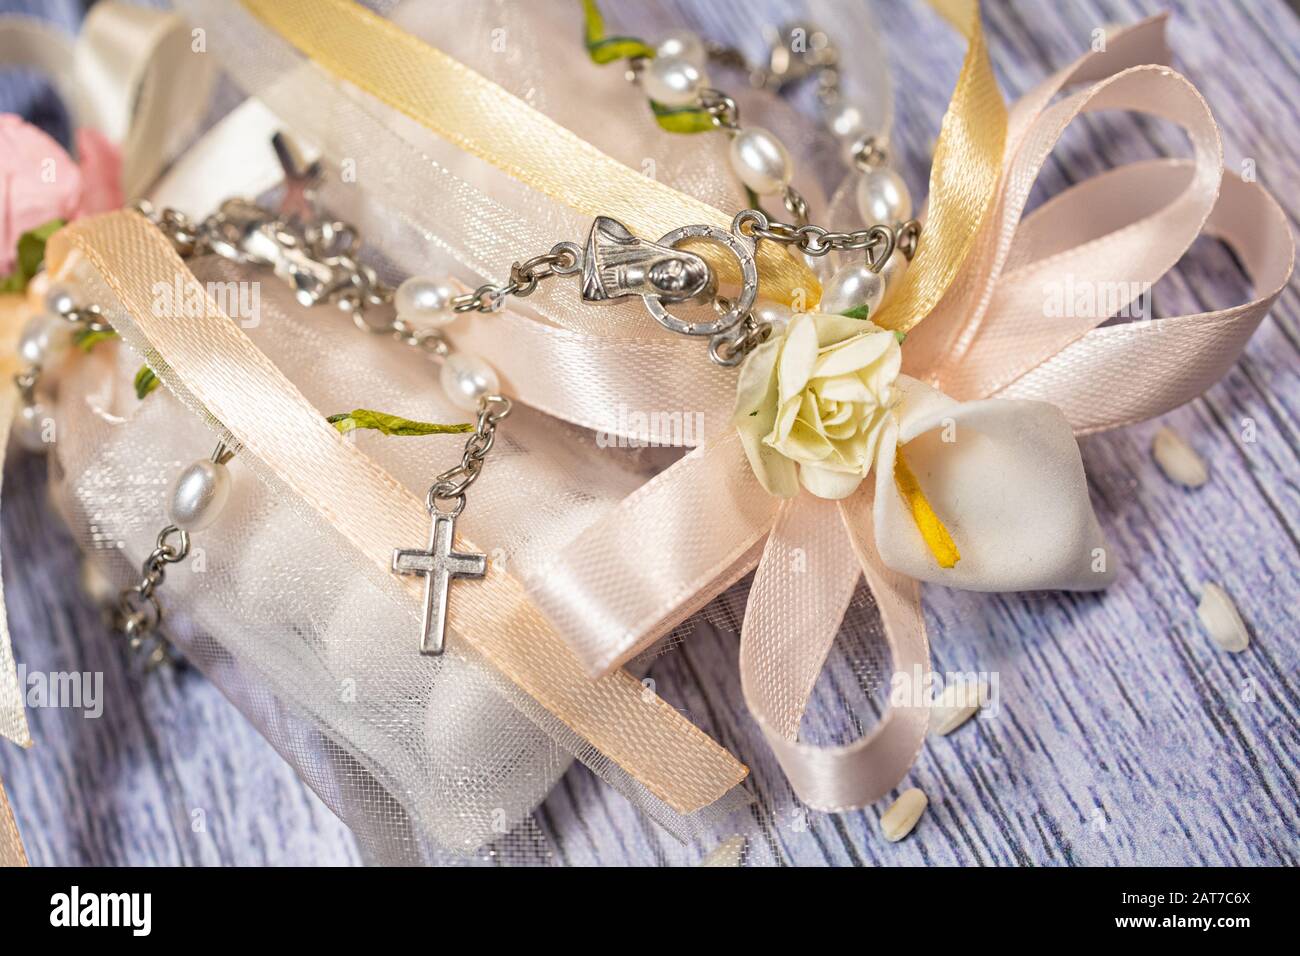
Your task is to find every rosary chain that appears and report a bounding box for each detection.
[734,208,919,266]
[426,395,513,512]
[114,525,191,669]
[450,243,582,315]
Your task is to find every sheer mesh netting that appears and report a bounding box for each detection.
[43,0,899,862]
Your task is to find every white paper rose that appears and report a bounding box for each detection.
[733,311,901,499]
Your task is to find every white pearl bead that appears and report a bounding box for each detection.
[856,166,912,224]
[729,127,793,195]
[642,55,707,107]
[656,30,707,69]
[824,101,868,143]
[14,402,52,451]
[820,262,886,318]
[168,459,232,532]
[44,282,77,316]
[754,302,794,336]
[879,250,910,304]
[18,313,72,367]
[440,353,499,412]
[394,276,457,326]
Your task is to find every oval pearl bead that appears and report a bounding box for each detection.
[856,166,912,224]
[754,302,794,336]
[168,459,232,532]
[824,100,868,144]
[879,250,910,304]
[14,402,52,452]
[440,352,499,412]
[394,276,457,326]
[642,55,707,107]
[729,127,793,195]
[18,313,71,367]
[820,262,886,318]
[44,282,77,317]
[656,29,707,69]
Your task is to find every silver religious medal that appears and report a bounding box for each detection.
[393,395,510,655]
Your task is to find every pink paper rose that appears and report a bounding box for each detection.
[0,114,122,274]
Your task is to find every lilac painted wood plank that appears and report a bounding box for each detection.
[2,0,1298,866]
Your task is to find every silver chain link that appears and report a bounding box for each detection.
[114,525,191,670]
[425,395,512,515]
[734,208,920,267]
[450,243,582,315]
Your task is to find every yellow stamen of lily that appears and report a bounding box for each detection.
[894,448,960,568]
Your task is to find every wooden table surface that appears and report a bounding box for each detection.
[1,0,1297,866]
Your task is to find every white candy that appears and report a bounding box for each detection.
[642,54,707,107]
[394,276,457,326]
[880,787,928,842]
[729,127,793,195]
[1151,426,1208,488]
[1197,582,1249,653]
[18,313,72,367]
[819,261,886,318]
[656,29,707,69]
[440,352,499,411]
[856,166,912,224]
[168,459,232,532]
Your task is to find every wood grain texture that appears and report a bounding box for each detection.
[1,0,1298,866]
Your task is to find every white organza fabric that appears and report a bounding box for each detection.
[46,0,892,861]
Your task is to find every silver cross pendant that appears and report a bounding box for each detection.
[392,506,487,655]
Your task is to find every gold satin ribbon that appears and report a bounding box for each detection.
[871,0,1005,333]
[47,211,747,815]
[240,0,819,308]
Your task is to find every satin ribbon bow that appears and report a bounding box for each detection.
[523,14,1293,810]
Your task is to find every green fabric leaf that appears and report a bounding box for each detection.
[894,330,907,344]
[0,218,65,292]
[650,100,717,134]
[74,327,119,353]
[134,366,159,400]
[589,36,656,63]
[582,0,654,63]
[327,408,473,437]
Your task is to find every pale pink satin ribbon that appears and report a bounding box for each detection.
[521,16,1294,810]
